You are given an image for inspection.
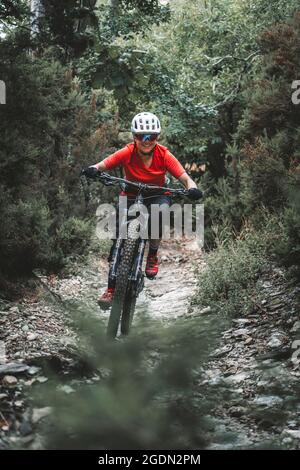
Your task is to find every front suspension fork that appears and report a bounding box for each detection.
[109,238,146,296]
[129,239,146,281]
[108,238,123,283]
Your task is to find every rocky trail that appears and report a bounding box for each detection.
[0,239,300,449]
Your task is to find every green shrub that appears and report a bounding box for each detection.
[275,180,300,278]
[193,215,283,317]
[0,194,52,275]
[0,44,118,286]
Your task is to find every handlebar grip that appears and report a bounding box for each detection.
[82,166,100,178]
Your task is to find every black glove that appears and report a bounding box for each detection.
[188,188,203,201]
[81,166,100,178]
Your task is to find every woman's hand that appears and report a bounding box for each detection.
[82,166,100,178]
[188,188,203,200]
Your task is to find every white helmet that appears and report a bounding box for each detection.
[131,112,161,134]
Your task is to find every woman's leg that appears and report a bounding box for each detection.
[145,195,171,278]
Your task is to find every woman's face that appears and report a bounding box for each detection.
[134,135,158,155]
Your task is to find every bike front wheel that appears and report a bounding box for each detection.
[106,219,139,339]
[120,285,137,336]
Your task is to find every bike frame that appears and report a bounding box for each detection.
[108,189,150,295]
[82,171,189,295]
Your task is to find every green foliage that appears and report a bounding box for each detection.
[0,0,29,22]
[0,193,52,275]
[51,216,93,269]
[37,307,222,450]
[35,0,99,58]
[220,12,300,270]
[202,175,246,249]
[108,0,171,37]
[0,42,117,282]
[75,0,171,115]
[193,216,282,317]
[1,0,300,285]
[276,179,300,277]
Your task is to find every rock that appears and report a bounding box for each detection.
[232,319,253,326]
[36,376,48,383]
[15,400,24,408]
[253,395,283,407]
[24,379,36,386]
[2,375,18,386]
[19,420,33,436]
[32,407,52,424]
[268,302,285,311]
[287,420,297,429]
[98,368,111,379]
[9,306,19,314]
[27,333,38,341]
[244,337,253,345]
[228,406,246,418]
[225,372,249,384]
[291,321,300,333]
[27,366,41,376]
[0,393,8,400]
[232,328,250,337]
[266,332,287,349]
[282,437,293,445]
[199,306,211,315]
[22,325,29,333]
[9,435,34,447]
[58,385,75,394]
[257,379,269,388]
[212,344,233,358]
[0,363,29,376]
[282,429,300,439]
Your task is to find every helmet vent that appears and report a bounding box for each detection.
[131,112,161,134]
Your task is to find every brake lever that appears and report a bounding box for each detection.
[102,180,116,186]
[173,189,189,196]
[119,181,129,192]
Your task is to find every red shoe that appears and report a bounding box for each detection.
[145,253,159,279]
[97,287,115,309]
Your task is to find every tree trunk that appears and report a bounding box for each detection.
[30,0,44,35]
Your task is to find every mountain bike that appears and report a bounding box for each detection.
[82,171,190,339]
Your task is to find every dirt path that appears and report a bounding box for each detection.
[45,237,205,326]
[1,239,300,449]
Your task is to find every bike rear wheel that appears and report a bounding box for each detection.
[106,219,139,339]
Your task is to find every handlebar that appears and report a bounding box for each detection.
[82,170,190,197]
